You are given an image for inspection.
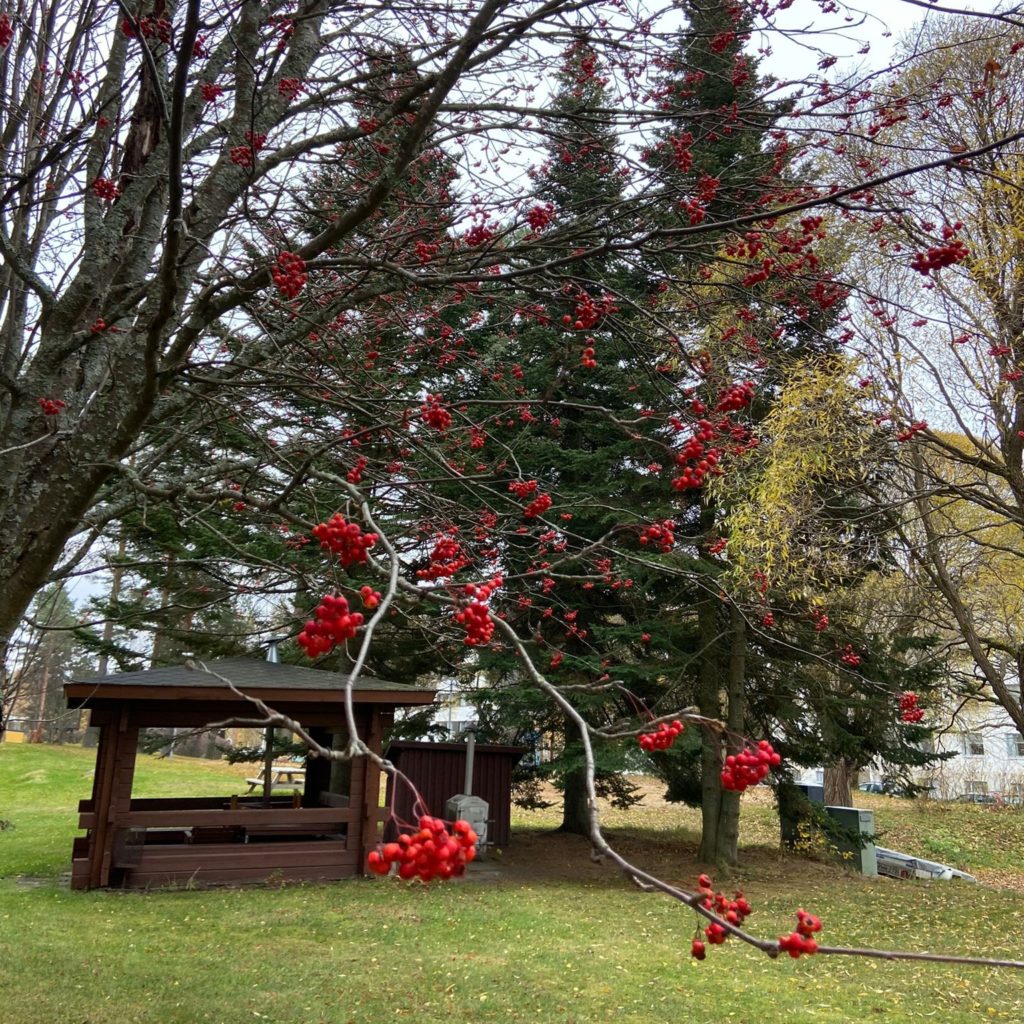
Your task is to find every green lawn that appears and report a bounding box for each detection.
[0,742,250,877]
[1,744,1022,1024]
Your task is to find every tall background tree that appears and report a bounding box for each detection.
[842,15,1024,742]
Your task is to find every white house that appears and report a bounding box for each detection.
[819,697,1024,801]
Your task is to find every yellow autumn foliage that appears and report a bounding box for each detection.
[712,354,872,593]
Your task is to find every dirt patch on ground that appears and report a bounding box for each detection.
[491,775,831,891]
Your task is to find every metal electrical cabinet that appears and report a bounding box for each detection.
[825,805,878,876]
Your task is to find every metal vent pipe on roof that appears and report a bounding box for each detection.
[464,729,476,795]
[262,642,280,804]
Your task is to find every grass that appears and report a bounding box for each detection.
[2,744,1023,1024]
[512,776,1024,877]
[0,742,251,877]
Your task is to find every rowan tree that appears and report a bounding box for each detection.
[3,0,1024,975]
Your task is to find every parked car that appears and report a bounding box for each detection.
[955,792,999,805]
[859,781,916,797]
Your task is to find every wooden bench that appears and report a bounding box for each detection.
[245,765,306,793]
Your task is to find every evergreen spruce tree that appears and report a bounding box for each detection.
[428,37,691,832]
[641,0,854,863]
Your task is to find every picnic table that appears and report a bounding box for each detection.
[245,764,306,793]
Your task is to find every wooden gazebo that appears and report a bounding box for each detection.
[64,658,435,890]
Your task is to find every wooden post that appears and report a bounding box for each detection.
[85,708,140,888]
[360,708,384,871]
[86,721,118,889]
[262,726,274,807]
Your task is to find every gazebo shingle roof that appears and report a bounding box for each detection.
[66,657,435,706]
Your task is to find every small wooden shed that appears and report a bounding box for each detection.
[64,658,435,890]
[384,740,526,846]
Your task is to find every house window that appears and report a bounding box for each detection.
[963,733,985,756]
[1008,733,1024,759]
[965,780,988,795]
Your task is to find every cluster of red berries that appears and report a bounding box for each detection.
[311,513,378,567]
[421,394,452,430]
[454,577,501,646]
[0,13,13,48]
[464,222,495,247]
[359,585,381,610]
[690,873,753,960]
[561,292,617,331]
[895,420,928,442]
[839,645,862,667]
[812,609,829,632]
[417,535,469,580]
[297,594,364,657]
[720,740,781,792]
[267,14,294,51]
[715,380,755,413]
[201,82,224,103]
[698,874,752,924]
[910,240,969,275]
[778,909,822,958]
[580,338,598,368]
[673,447,722,491]
[271,251,307,299]
[277,77,304,101]
[37,398,66,416]
[91,178,120,202]
[638,719,683,751]
[681,172,720,226]
[414,240,439,264]
[230,132,266,168]
[522,492,552,518]
[120,14,172,41]
[639,520,675,553]
[899,691,924,723]
[367,816,479,881]
[346,455,367,484]
[509,479,539,500]
[90,318,113,334]
[526,203,554,231]
[672,418,723,492]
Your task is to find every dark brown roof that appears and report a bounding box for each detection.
[384,739,528,757]
[65,657,436,706]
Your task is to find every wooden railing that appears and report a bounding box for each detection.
[78,797,354,831]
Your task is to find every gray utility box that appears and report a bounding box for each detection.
[796,783,824,804]
[445,794,489,848]
[825,805,877,876]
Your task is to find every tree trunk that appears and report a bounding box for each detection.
[824,760,854,806]
[37,658,52,742]
[697,599,745,867]
[559,761,591,835]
